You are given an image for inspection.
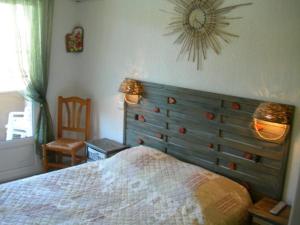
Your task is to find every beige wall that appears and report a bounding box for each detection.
[0,92,25,141]
[48,0,300,223]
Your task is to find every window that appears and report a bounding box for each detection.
[0,2,32,142]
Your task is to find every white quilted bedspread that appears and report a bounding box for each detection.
[0,146,252,225]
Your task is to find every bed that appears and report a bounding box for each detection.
[0,80,294,225]
[0,146,251,225]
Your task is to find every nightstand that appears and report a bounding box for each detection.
[85,138,128,161]
[248,197,291,225]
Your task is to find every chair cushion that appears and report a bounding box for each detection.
[45,138,85,152]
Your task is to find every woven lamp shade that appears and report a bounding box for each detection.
[253,102,291,125]
[119,79,144,95]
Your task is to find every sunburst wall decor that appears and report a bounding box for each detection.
[165,0,252,70]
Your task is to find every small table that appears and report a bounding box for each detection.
[248,197,291,225]
[85,138,129,161]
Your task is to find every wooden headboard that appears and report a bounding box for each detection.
[123,80,294,201]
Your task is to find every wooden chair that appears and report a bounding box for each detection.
[42,96,91,171]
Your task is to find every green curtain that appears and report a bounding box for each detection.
[0,0,55,155]
[27,0,55,155]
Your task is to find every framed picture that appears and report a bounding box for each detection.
[65,26,84,53]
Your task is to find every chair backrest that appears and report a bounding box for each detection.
[57,96,91,140]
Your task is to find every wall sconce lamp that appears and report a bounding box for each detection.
[119,78,144,105]
[253,102,291,144]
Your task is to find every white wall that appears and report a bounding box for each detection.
[49,0,300,223]
[48,0,84,130]
[289,171,300,225]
